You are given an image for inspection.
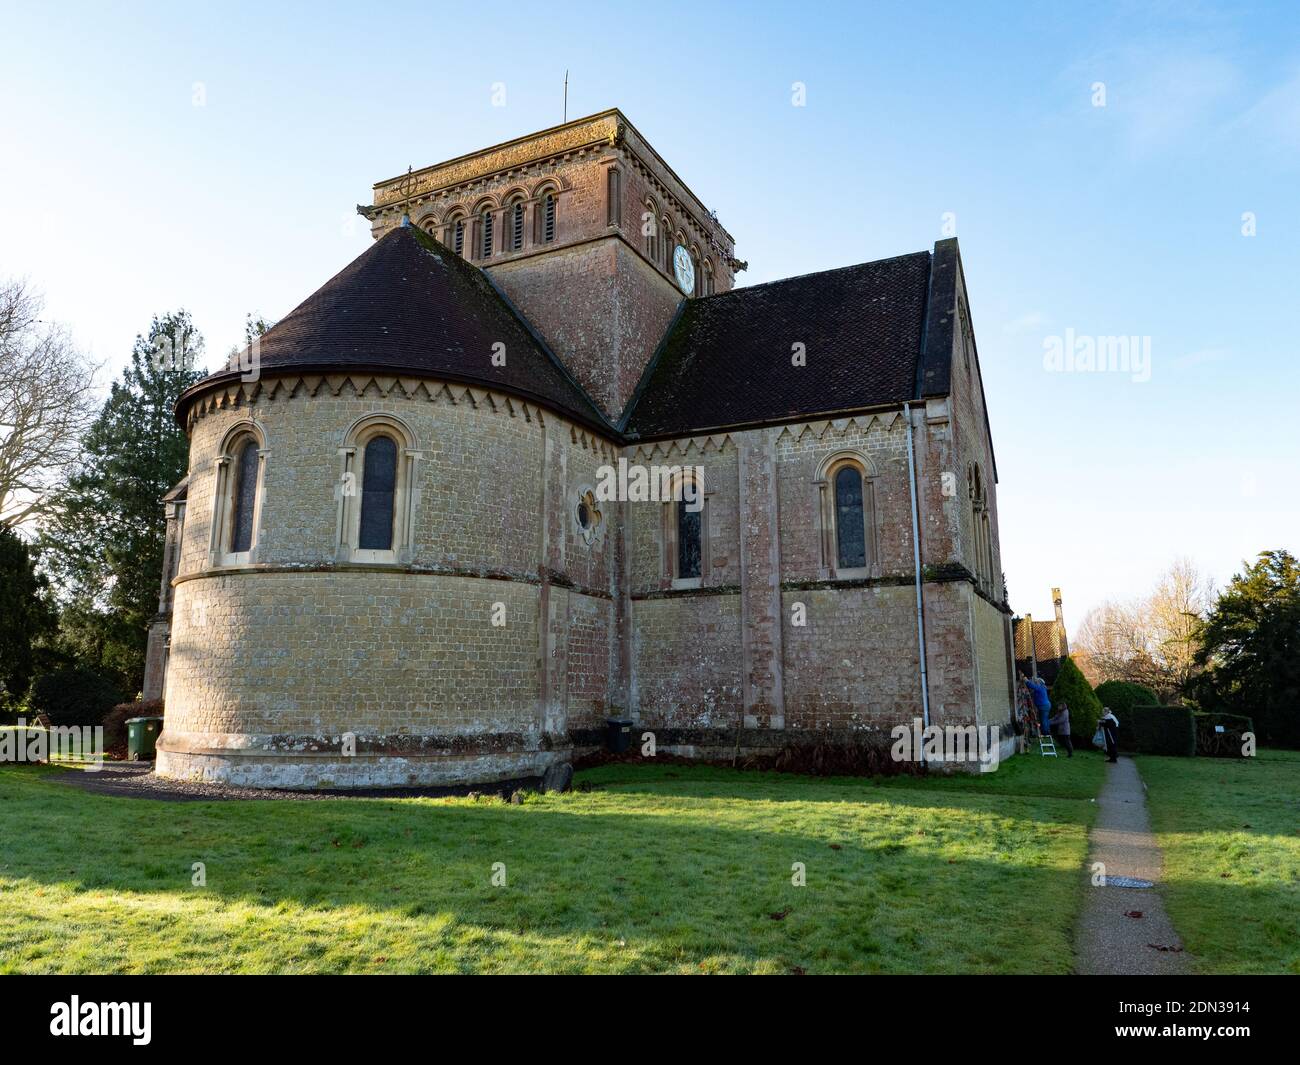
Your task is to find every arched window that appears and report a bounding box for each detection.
[662,470,708,587]
[509,199,525,251]
[337,415,422,564]
[358,434,398,551]
[833,465,866,569]
[677,499,701,579]
[479,208,495,259]
[229,438,260,554]
[662,218,673,270]
[606,167,622,226]
[542,192,556,243]
[450,214,466,256]
[643,198,659,263]
[209,423,266,567]
[817,453,876,577]
[701,260,714,296]
[969,464,993,592]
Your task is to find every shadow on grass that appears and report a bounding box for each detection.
[0,762,1096,974]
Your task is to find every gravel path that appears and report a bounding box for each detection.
[52,762,540,803]
[1074,756,1192,974]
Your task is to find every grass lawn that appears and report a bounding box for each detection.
[1139,748,1300,975]
[0,753,1104,974]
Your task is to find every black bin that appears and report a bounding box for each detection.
[605,717,633,753]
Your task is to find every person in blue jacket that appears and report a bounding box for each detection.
[1025,675,1052,734]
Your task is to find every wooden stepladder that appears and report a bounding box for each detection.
[1039,734,1058,757]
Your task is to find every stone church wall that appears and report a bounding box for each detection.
[159,376,621,787]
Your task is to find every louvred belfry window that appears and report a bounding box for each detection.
[480,210,494,258]
[511,202,524,250]
[543,194,556,243]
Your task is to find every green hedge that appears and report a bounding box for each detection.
[1194,712,1255,758]
[1094,680,1158,715]
[1118,705,1196,757]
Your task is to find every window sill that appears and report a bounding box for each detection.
[350,549,398,564]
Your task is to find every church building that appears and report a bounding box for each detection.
[146,109,1014,787]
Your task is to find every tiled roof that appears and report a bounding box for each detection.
[178,229,973,443]
[622,247,941,439]
[176,225,607,431]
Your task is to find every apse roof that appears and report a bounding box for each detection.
[176,224,606,431]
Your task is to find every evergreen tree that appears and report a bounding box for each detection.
[1050,656,1103,743]
[0,526,57,705]
[1192,549,1300,748]
[41,312,204,692]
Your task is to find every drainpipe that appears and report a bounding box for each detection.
[903,402,932,751]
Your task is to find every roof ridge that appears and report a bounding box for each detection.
[705,249,933,300]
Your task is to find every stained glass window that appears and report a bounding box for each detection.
[677,499,701,579]
[835,465,866,569]
[359,435,397,551]
[229,439,259,554]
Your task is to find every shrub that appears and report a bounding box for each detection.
[26,668,123,729]
[1119,705,1196,757]
[1094,680,1158,716]
[1049,657,1102,743]
[1194,712,1255,758]
[102,701,162,753]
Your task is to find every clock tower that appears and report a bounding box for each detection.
[361,110,741,423]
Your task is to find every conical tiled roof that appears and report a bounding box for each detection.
[177,225,607,431]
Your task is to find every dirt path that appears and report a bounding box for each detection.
[1074,755,1192,974]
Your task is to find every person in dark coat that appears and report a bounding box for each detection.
[1048,701,1073,757]
[1100,708,1120,763]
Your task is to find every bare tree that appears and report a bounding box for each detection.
[1147,557,1215,693]
[1073,558,1215,699]
[0,279,100,528]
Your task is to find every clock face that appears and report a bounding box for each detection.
[672,244,695,295]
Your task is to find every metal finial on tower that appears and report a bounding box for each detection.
[399,165,413,226]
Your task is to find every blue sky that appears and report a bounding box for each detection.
[2,0,1297,628]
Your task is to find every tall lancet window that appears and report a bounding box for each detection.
[209,423,266,567]
[677,499,702,580]
[338,415,421,564]
[229,438,260,554]
[358,434,398,551]
[453,217,465,255]
[480,209,494,258]
[834,465,867,570]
